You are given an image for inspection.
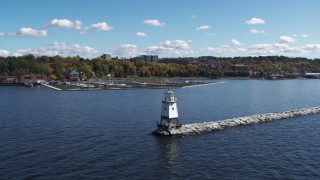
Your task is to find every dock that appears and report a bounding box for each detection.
[153,106,320,136]
[43,84,62,91]
[182,81,225,88]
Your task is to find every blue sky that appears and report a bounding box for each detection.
[0,0,320,58]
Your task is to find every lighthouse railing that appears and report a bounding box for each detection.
[162,97,177,102]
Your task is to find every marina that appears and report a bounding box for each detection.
[43,79,220,91]
[1,78,221,90]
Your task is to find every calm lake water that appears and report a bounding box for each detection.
[1,79,320,179]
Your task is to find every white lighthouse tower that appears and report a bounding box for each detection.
[158,88,181,129]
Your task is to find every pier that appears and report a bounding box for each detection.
[43,84,62,91]
[182,81,225,88]
[153,106,320,136]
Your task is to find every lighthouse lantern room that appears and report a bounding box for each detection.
[158,88,181,129]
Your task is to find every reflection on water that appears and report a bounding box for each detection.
[156,137,181,176]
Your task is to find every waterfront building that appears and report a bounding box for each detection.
[20,74,48,84]
[67,70,80,82]
[0,76,17,83]
[131,55,158,64]
[304,73,320,79]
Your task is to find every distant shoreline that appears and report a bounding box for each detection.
[0,77,317,88]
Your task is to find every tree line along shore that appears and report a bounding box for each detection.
[0,55,320,82]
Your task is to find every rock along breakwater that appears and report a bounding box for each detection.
[153,106,320,136]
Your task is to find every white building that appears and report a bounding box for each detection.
[158,88,180,129]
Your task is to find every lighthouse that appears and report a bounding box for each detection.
[158,88,181,129]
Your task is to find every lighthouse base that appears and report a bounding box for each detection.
[152,125,183,136]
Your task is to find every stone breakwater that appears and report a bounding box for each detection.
[153,106,320,136]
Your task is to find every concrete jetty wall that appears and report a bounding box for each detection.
[153,106,320,136]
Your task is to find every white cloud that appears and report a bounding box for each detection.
[0,50,10,56]
[146,40,194,55]
[249,43,305,55]
[247,43,320,55]
[204,39,245,55]
[74,20,82,30]
[0,50,23,57]
[5,28,48,37]
[248,43,278,55]
[162,40,190,49]
[86,22,113,31]
[46,19,114,32]
[143,19,164,26]
[16,28,48,37]
[15,42,98,57]
[301,34,311,38]
[277,36,295,43]
[237,48,247,52]
[206,45,233,54]
[79,31,87,35]
[203,40,320,56]
[45,19,82,29]
[301,44,320,53]
[112,44,139,57]
[229,39,242,46]
[196,25,210,30]
[250,29,266,34]
[245,17,265,25]
[205,45,247,54]
[136,32,147,36]
[0,32,4,37]
[207,33,216,37]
